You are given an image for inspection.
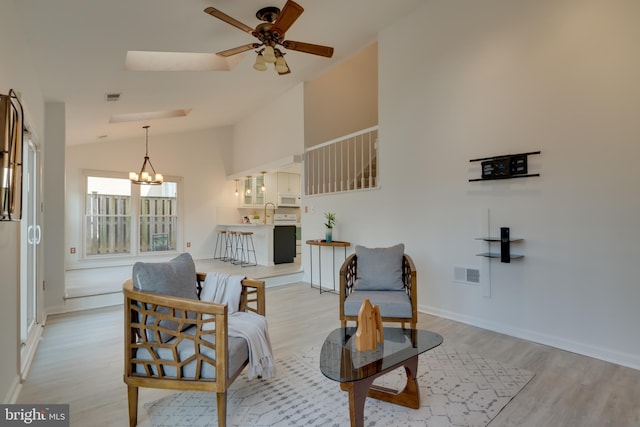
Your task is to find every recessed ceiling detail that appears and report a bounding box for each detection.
[124,51,244,72]
[109,109,192,123]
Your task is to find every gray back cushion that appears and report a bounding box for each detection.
[132,252,197,299]
[354,244,405,291]
[132,253,198,342]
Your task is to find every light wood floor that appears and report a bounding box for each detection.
[18,283,640,427]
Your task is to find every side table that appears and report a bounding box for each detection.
[306,239,350,293]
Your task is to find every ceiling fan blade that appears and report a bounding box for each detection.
[282,40,334,58]
[217,43,261,57]
[271,0,304,37]
[204,7,254,34]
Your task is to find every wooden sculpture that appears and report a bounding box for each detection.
[355,298,384,351]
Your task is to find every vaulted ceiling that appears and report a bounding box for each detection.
[15,0,422,145]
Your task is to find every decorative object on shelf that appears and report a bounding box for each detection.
[324,212,335,243]
[355,298,383,351]
[476,227,524,263]
[469,151,540,182]
[129,125,163,185]
[0,88,24,221]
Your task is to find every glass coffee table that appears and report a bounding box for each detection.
[320,327,443,427]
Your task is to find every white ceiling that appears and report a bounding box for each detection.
[15,0,423,146]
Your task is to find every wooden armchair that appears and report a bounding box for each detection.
[123,272,265,427]
[339,252,417,329]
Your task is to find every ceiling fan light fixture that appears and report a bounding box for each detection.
[253,53,267,71]
[275,55,288,73]
[263,45,277,63]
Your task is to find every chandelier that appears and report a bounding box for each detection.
[129,125,163,185]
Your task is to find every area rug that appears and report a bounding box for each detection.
[146,345,534,427]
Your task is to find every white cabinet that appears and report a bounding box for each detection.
[277,172,300,193]
[242,175,266,207]
[242,172,299,207]
[264,173,278,205]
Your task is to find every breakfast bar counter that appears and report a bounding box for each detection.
[218,224,275,266]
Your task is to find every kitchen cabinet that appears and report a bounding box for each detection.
[277,172,300,193]
[242,175,265,207]
[263,173,278,205]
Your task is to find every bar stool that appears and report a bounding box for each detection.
[222,230,235,262]
[234,231,257,267]
[213,229,227,260]
[230,231,243,265]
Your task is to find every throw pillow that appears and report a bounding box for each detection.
[132,252,198,300]
[132,253,198,342]
[354,243,405,291]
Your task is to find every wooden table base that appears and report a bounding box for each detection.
[339,355,420,427]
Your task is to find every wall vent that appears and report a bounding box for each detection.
[454,266,480,285]
[104,93,121,102]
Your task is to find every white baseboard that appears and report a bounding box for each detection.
[4,375,21,404]
[47,293,123,315]
[47,274,303,315]
[263,272,304,288]
[419,304,640,371]
[20,323,44,382]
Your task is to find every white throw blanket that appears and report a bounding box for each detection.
[201,272,276,380]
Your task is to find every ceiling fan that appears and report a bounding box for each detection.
[205,0,334,75]
[124,0,334,75]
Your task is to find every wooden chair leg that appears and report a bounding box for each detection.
[341,319,347,328]
[127,385,138,427]
[217,392,227,427]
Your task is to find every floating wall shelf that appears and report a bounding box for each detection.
[476,227,523,263]
[469,151,540,182]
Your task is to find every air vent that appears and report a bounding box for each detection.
[105,93,121,102]
[454,266,480,285]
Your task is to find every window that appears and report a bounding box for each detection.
[139,183,178,253]
[84,172,179,257]
[304,126,378,195]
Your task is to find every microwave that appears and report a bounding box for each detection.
[277,192,301,207]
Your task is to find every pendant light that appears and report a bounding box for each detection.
[261,171,266,192]
[234,179,239,196]
[129,125,163,185]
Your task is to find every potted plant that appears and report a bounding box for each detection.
[324,212,336,243]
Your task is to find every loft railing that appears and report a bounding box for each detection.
[304,126,378,196]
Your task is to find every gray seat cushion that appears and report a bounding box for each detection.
[354,244,405,291]
[344,290,412,319]
[134,325,249,380]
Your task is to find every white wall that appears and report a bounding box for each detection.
[303,0,640,369]
[232,83,304,174]
[43,103,66,314]
[0,0,46,402]
[64,126,236,272]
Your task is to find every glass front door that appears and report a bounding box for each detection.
[20,137,41,375]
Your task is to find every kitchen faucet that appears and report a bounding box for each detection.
[263,202,276,224]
